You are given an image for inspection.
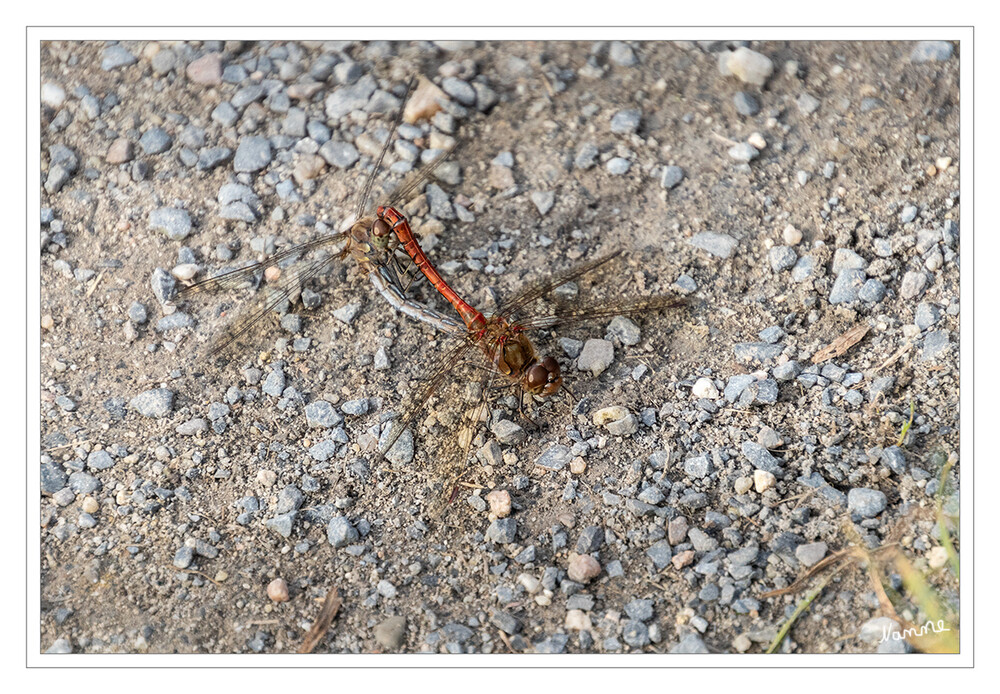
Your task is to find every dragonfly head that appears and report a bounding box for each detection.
[371,215,392,239]
[524,355,562,396]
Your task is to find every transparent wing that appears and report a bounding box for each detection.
[378,332,510,518]
[177,237,347,363]
[516,294,688,331]
[385,143,458,208]
[177,234,347,297]
[353,77,416,220]
[499,249,624,318]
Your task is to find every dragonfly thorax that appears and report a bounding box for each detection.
[483,321,563,396]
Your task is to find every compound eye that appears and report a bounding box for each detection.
[373,218,392,237]
[525,364,548,391]
[541,356,560,380]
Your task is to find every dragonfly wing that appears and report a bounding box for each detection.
[500,249,624,317]
[180,244,343,364]
[353,77,417,220]
[378,332,508,518]
[385,142,458,208]
[517,294,687,331]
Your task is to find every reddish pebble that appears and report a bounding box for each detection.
[672,549,696,569]
[287,82,323,100]
[486,490,511,517]
[186,53,222,86]
[267,578,289,602]
[106,138,134,164]
[293,154,326,184]
[567,552,601,583]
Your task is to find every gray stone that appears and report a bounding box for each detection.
[101,45,137,71]
[486,518,517,544]
[610,109,641,134]
[646,540,672,570]
[660,165,684,189]
[262,368,285,397]
[41,462,67,494]
[768,246,797,272]
[305,401,343,428]
[130,388,174,418]
[742,441,782,474]
[265,513,296,538]
[832,248,868,274]
[622,620,650,648]
[830,269,867,304]
[688,231,738,258]
[609,41,638,66]
[725,47,774,87]
[670,634,709,653]
[577,338,614,376]
[880,446,907,475]
[733,342,783,363]
[173,546,194,569]
[534,634,569,654]
[606,157,631,175]
[728,142,759,162]
[848,488,887,519]
[795,541,827,567]
[276,485,305,514]
[606,316,641,346]
[773,360,801,381]
[574,143,599,169]
[797,92,820,115]
[319,140,360,169]
[441,77,476,105]
[576,526,604,553]
[531,191,555,215]
[327,516,359,548]
[733,91,760,116]
[684,455,712,478]
[233,136,273,173]
[491,419,526,445]
[724,374,755,402]
[624,598,654,622]
[921,330,950,361]
[858,279,887,303]
[791,255,817,282]
[915,302,941,330]
[535,444,572,471]
[324,75,377,120]
[911,41,953,63]
[139,127,172,155]
[149,208,191,241]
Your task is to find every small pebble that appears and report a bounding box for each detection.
[267,578,289,602]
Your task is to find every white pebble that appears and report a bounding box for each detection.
[518,572,541,594]
[692,377,719,399]
[783,224,803,245]
[753,470,776,493]
[41,82,66,108]
[171,263,199,281]
[748,132,767,150]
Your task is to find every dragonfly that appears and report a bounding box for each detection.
[374,233,688,514]
[175,77,461,362]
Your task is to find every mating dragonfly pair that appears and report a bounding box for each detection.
[176,77,686,513]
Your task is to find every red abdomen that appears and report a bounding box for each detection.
[377,206,484,331]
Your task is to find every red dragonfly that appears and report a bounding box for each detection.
[374,232,687,513]
[175,77,460,361]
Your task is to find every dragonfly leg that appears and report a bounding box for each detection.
[517,388,540,430]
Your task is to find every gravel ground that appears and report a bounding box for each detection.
[39,39,960,655]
